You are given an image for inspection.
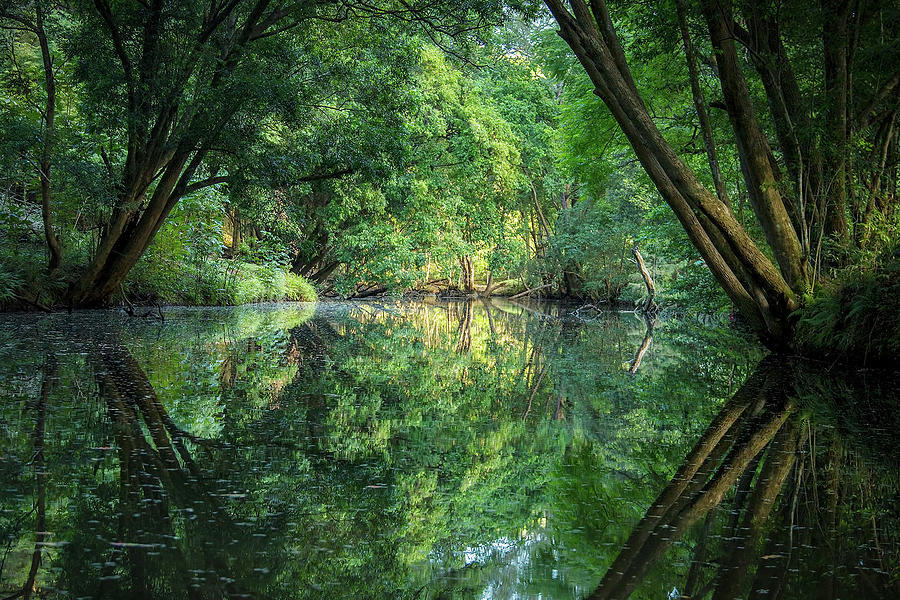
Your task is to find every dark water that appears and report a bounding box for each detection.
[0,300,897,599]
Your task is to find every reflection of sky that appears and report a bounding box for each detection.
[432,529,590,600]
[464,536,518,566]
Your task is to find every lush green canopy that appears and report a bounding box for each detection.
[2,0,899,359]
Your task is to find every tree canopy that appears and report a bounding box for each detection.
[2,0,899,359]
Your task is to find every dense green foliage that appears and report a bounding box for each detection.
[0,0,725,311]
[1,0,899,356]
[795,250,900,365]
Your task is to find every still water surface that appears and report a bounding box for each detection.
[0,300,897,599]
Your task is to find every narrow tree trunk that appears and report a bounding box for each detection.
[36,7,61,272]
[822,0,852,241]
[460,255,475,294]
[532,180,551,239]
[743,6,825,253]
[675,0,730,206]
[229,207,242,256]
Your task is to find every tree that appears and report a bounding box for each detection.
[0,1,63,272]
[0,0,525,307]
[542,0,900,350]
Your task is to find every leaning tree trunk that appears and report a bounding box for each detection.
[61,0,299,308]
[543,0,807,350]
[675,0,730,207]
[67,149,201,306]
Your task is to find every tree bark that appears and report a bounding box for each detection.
[701,0,807,292]
[822,0,852,241]
[62,1,294,307]
[741,9,824,254]
[631,243,656,312]
[543,0,802,349]
[675,0,730,207]
[459,255,475,294]
[36,4,62,273]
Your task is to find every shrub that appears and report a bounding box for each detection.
[126,257,316,306]
[795,253,900,366]
[284,272,316,302]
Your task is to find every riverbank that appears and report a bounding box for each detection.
[0,257,317,312]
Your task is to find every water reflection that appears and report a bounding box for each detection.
[0,301,896,599]
[589,357,900,599]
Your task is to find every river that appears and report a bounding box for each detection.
[0,300,896,598]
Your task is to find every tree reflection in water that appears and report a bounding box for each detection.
[589,358,899,600]
[0,301,896,599]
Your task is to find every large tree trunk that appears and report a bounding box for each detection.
[741,8,823,243]
[60,0,295,308]
[67,149,200,306]
[543,0,804,350]
[701,1,807,291]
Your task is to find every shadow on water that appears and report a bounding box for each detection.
[0,300,897,599]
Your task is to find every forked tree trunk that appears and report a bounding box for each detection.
[67,150,201,306]
[59,0,298,308]
[459,255,475,294]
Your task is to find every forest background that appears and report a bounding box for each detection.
[1,0,898,362]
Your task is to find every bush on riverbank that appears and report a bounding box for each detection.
[126,258,316,306]
[0,236,316,310]
[0,255,316,310]
[795,252,900,366]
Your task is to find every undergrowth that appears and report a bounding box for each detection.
[795,250,900,366]
[125,258,316,306]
